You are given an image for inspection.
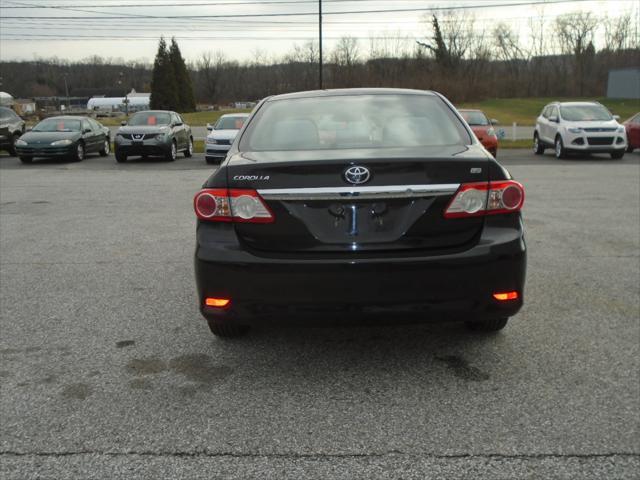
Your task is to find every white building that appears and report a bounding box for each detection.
[87,89,151,115]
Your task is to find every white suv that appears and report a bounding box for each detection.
[534,102,627,159]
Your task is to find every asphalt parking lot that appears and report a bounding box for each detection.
[1,149,639,479]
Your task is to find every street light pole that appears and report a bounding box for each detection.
[318,0,323,89]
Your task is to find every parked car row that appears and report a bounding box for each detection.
[2,103,639,164]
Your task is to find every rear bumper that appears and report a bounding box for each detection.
[194,216,527,325]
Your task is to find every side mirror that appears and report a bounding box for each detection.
[26,126,33,132]
[120,121,127,126]
[613,115,620,121]
[490,118,499,125]
[174,121,183,127]
[549,116,559,123]
[83,128,92,134]
[206,123,213,132]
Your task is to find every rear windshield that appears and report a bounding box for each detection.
[215,116,246,130]
[33,118,81,132]
[128,112,171,126]
[459,110,489,126]
[241,94,472,151]
[560,105,612,122]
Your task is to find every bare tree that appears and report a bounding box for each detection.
[333,37,360,67]
[198,51,226,103]
[331,37,360,87]
[493,23,525,62]
[603,11,634,51]
[554,12,598,56]
[417,12,475,70]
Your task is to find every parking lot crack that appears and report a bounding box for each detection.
[1,450,638,461]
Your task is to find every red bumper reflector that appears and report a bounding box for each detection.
[205,297,231,308]
[493,291,519,301]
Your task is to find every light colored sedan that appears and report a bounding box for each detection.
[205,113,250,164]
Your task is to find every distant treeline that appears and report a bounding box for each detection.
[1,11,638,108]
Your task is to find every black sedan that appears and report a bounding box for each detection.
[194,89,527,337]
[114,110,193,162]
[15,116,110,163]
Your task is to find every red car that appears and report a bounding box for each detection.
[624,112,640,152]
[458,109,499,157]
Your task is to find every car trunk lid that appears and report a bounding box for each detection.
[226,146,489,254]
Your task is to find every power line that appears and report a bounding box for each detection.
[0,11,585,28]
[0,0,596,19]
[0,34,417,41]
[1,0,417,7]
[2,0,568,6]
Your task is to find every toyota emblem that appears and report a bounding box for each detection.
[344,166,371,185]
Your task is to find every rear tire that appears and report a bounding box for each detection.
[115,151,127,163]
[99,139,110,156]
[626,144,633,153]
[206,319,250,338]
[554,135,565,159]
[533,133,545,155]
[19,156,32,164]
[205,157,218,165]
[184,137,193,157]
[466,317,508,332]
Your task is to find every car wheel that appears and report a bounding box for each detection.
[206,319,250,338]
[626,144,633,153]
[466,317,508,332]
[115,151,127,163]
[9,134,20,156]
[554,136,565,159]
[99,139,110,156]
[19,156,33,164]
[205,157,218,165]
[73,142,85,162]
[166,141,177,161]
[533,133,545,155]
[611,151,625,159]
[184,137,194,158]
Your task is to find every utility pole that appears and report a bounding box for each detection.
[63,73,70,110]
[318,0,323,89]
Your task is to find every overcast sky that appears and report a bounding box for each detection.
[0,0,637,64]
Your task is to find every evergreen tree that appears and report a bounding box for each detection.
[169,38,196,112]
[150,37,179,110]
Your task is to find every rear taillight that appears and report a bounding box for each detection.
[194,189,274,223]
[444,180,524,219]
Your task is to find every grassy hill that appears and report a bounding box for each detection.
[95,97,639,128]
[458,97,639,126]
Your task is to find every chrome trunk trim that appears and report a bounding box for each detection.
[257,184,460,201]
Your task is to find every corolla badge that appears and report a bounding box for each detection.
[344,166,371,185]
